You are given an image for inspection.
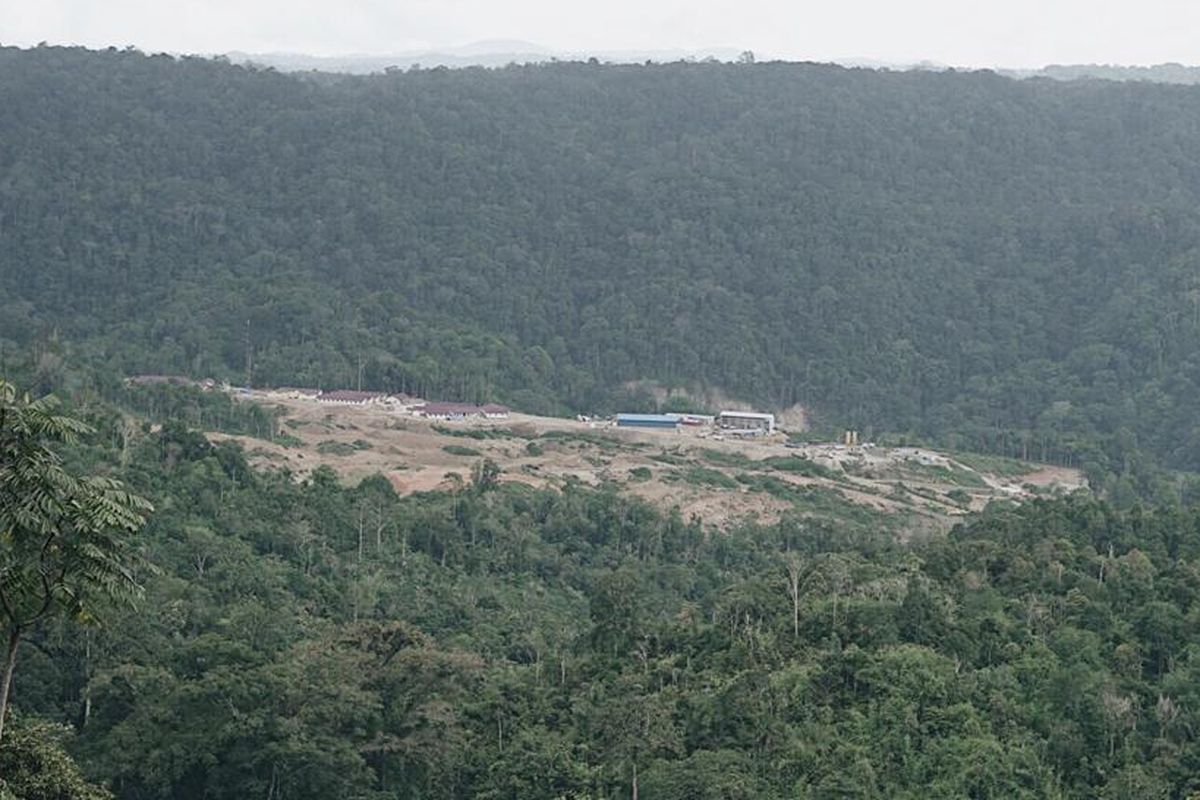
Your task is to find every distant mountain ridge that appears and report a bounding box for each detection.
[1003,63,1200,84]
[227,46,1200,84]
[227,42,747,73]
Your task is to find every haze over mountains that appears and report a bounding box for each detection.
[225,42,1200,84]
[227,40,748,73]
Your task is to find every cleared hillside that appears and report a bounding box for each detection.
[208,394,1085,536]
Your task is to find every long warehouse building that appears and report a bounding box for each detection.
[616,413,681,429]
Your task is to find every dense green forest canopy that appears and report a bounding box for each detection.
[5,45,1200,484]
[6,404,1200,799]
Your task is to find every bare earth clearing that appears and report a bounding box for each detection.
[209,395,1088,533]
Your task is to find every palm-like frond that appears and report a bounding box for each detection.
[0,382,152,630]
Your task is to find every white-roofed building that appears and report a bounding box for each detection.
[717,410,775,433]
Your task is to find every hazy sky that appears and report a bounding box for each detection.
[3,0,1200,68]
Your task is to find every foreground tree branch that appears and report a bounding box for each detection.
[0,381,151,745]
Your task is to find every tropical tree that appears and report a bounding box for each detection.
[0,382,151,744]
[0,715,112,800]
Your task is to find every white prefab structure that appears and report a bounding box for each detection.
[717,411,776,433]
[318,390,389,406]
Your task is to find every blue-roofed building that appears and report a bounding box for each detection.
[616,413,681,429]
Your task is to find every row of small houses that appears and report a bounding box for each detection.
[124,378,514,419]
[273,388,511,419]
[417,402,512,420]
[318,392,512,420]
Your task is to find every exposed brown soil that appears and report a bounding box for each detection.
[1021,465,1086,487]
[210,393,1087,532]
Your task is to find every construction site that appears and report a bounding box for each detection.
[207,390,1088,536]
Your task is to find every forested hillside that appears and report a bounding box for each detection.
[9,413,1200,799]
[5,46,1200,487]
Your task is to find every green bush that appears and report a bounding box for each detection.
[946,488,971,505]
[316,440,357,456]
[433,425,513,440]
[761,455,834,479]
[539,430,620,449]
[683,467,739,489]
[701,449,752,468]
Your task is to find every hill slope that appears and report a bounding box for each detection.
[5,46,1200,489]
[19,414,1200,800]
[208,391,1085,535]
